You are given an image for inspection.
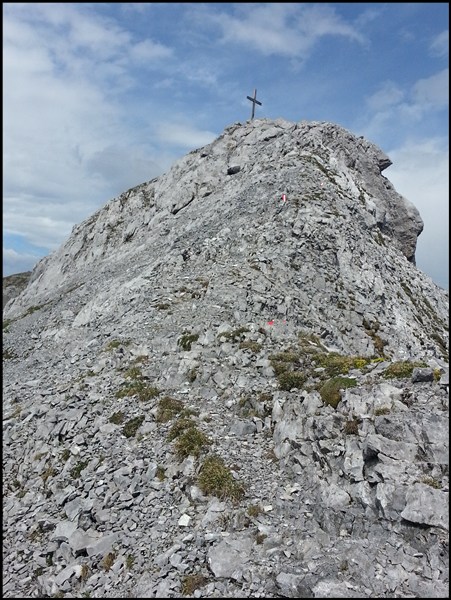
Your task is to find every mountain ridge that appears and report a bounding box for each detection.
[3,118,449,598]
[4,118,448,361]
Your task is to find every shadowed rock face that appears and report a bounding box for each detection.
[3,119,449,599]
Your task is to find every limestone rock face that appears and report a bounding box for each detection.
[4,119,445,361]
[3,119,448,598]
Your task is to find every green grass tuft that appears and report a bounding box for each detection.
[70,460,89,479]
[115,381,160,401]
[168,416,197,441]
[156,396,184,422]
[181,574,208,595]
[174,427,211,459]
[109,411,125,425]
[383,361,426,379]
[343,418,359,435]
[198,454,245,502]
[277,370,307,391]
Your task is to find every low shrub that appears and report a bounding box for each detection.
[101,552,115,571]
[168,416,197,441]
[218,327,249,343]
[239,341,262,353]
[270,350,300,363]
[420,476,441,489]
[343,418,359,435]
[374,406,391,416]
[104,339,130,351]
[313,352,371,376]
[109,411,125,425]
[70,460,89,479]
[247,504,263,517]
[181,574,208,595]
[123,366,143,380]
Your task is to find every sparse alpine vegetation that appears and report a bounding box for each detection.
[198,455,245,502]
[383,360,426,379]
[122,416,145,438]
[178,333,199,351]
[173,426,211,460]
[156,396,184,422]
[319,376,357,408]
[115,381,160,401]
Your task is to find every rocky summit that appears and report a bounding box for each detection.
[3,118,449,598]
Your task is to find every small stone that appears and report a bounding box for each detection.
[178,514,191,527]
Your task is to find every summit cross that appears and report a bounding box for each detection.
[246,88,262,120]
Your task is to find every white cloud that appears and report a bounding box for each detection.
[430,30,449,58]
[362,68,449,140]
[4,4,173,86]
[129,39,173,63]
[179,65,218,87]
[366,81,405,112]
[412,68,449,110]
[156,123,217,149]
[386,137,449,289]
[5,197,83,250]
[206,3,364,58]
[85,146,164,191]
[67,12,131,60]
[3,4,175,256]
[120,3,151,15]
[3,248,42,277]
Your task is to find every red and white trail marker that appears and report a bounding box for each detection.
[281,193,287,202]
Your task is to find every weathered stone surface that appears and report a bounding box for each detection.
[208,535,254,579]
[412,367,434,382]
[401,483,449,529]
[3,118,448,598]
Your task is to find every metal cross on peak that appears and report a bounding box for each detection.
[246,88,262,120]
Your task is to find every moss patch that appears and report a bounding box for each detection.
[122,416,145,438]
[319,377,357,409]
[383,361,426,379]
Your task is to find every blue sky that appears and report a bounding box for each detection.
[3,2,449,289]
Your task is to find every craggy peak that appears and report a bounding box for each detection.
[3,118,449,598]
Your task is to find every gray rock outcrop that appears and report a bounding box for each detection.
[3,271,32,308]
[3,118,448,598]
